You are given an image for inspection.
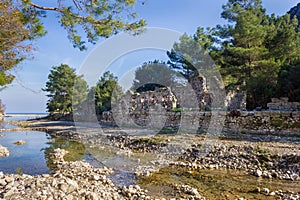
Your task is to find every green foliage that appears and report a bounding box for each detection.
[133,60,178,92]
[0,0,45,88]
[165,0,300,110]
[95,71,122,115]
[266,14,300,65]
[0,0,144,90]
[210,0,300,109]
[43,64,88,115]
[277,63,300,102]
[73,77,90,111]
[133,137,164,144]
[26,0,145,50]
[270,118,286,128]
[253,146,270,154]
[218,6,276,91]
[221,0,263,22]
[246,72,277,109]
[0,72,14,87]
[167,31,218,110]
[172,107,189,112]
[16,168,23,175]
[167,32,213,81]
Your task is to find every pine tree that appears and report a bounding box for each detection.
[133,60,178,93]
[43,64,88,114]
[95,71,122,115]
[215,0,281,109]
[266,14,300,65]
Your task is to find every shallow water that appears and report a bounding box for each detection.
[0,114,85,175]
[0,131,50,174]
[138,165,300,199]
[85,144,159,187]
[1,114,299,199]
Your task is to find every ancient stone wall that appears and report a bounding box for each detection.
[225,90,247,111]
[267,97,300,111]
[223,111,300,134]
[127,87,178,112]
[110,87,179,128]
[102,87,300,134]
[103,110,300,134]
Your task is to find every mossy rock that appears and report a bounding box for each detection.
[133,137,164,144]
[270,119,285,128]
[291,121,300,129]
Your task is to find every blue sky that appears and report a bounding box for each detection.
[1,0,299,113]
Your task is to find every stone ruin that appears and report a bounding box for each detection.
[110,73,246,117]
[111,83,213,117]
[101,90,300,134]
[106,76,247,126]
[109,87,178,128]
[112,87,177,117]
[130,87,177,112]
[107,83,214,131]
[267,97,300,111]
[225,90,247,111]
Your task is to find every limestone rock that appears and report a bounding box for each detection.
[0,145,9,157]
[255,169,262,177]
[13,140,26,145]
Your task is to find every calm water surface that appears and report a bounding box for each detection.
[0,114,50,174]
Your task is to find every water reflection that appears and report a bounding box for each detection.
[138,166,300,199]
[0,131,50,175]
[0,114,86,175]
[43,137,85,172]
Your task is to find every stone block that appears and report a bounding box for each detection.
[267,103,278,110]
[240,111,249,117]
[254,111,263,117]
[279,97,289,102]
[271,98,281,103]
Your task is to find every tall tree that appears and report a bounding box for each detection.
[95,71,122,115]
[167,31,214,108]
[14,0,145,51]
[266,14,300,65]
[221,0,263,22]
[0,0,45,88]
[0,0,145,88]
[214,0,283,109]
[132,60,178,93]
[43,64,88,114]
[277,63,300,102]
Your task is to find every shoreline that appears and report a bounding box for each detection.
[1,118,300,199]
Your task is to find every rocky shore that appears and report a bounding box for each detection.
[103,133,300,181]
[2,119,300,199]
[0,148,206,200]
[101,134,300,199]
[1,148,120,199]
[177,143,300,181]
